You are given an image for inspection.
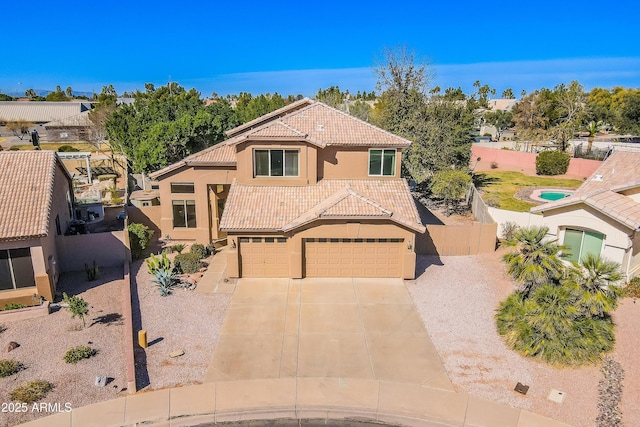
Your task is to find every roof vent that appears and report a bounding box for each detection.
[317,124,324,131]
[593,174,603,182]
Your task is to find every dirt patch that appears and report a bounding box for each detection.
[131,254,230,391]
[0,267,127,427]
[407,252,639,427]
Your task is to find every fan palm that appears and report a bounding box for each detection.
[567,253,622,318]
[502,226,566,297]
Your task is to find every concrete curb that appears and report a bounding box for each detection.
[17,378,574,427]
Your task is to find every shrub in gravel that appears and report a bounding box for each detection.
[496,285,615,366]
[0,359,22,377]
[64,345,97,364]
[621,277,640,299]
[10,380,53,403]
[170,243,187,254]
[146,252,171,275]
[189,243,207,259]
[152,268,178,296]
[63,292,89,328]
[596,356,624,427]
[500,221,520,243]
[175,252,204,274]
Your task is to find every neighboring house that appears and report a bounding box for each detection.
[0,151,74,306]
[150,98,425,279]
[532,151,640,279]
[43,110,93,142]
[0,101,92,124]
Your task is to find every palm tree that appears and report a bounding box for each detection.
[568,253,622,318]
[502,226,566,297]
[585,121,602,155]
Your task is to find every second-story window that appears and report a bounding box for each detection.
[369,149,396,176]
[254,149,299,177]
[170,182,195,193]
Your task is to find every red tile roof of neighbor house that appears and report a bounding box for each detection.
[531,151,640,230]
[220,179,425,233]
[0,151,69,242]
[226,100,413,148]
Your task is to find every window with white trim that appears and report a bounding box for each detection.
[369,149,396,176]
[254,149,299,177]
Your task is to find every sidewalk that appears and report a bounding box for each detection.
[19,378,572,427]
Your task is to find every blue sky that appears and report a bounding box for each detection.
[2,0,639,98]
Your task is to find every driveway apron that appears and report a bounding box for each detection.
[206,277,452,391]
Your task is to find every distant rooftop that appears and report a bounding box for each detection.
[0,101,92,123]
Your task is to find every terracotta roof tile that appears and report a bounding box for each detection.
[220,179,425,233]
[226,101,412,148]
[0,151,61,241]
[149,143,236,179]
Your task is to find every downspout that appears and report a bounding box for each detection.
[626,229,637,278]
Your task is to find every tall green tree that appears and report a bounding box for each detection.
[106,83,238,173]
[429,169,471,215]
[501,88,515,99]
[483,110,514,141]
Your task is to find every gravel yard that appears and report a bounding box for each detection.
[0,267,127,427]
[131,255,230,391]
[407,252,640,427]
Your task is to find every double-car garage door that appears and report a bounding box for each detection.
[305,238,404,278]
[239,237,405,278]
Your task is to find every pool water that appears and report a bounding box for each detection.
[539,191,571,201]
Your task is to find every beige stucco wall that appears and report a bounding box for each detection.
[226,220,417,280]
[155,165,236,244]
[318,147,402,180]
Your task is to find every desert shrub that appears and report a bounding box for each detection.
[0,359,22,377]
[84,260,98,281]
[190,243,208,259]
[3,303,26,311]
[621,277,640,299]
[170,243,187,254]
[64,345,97,364]
[57,145,79,152]
[9,145,21,151]
[496,285,615,366]
[484,195,500,208]
[10,380,53,403]
[152,268,178,296]
[206,243,217,255]
[500,221,520,242]
[146,252,171,275]
[62,293,89,328]
[175,252,204,274]
[490,161,498,169]
[535,150,570,176]
[128,223,154,259]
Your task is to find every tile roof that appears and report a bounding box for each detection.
[0,101,90,123]
[220,179,425,233]
[226,98,314,137]
[226,100,413,148]
[531,151,640,230]
[149,143,236,179]
[0,151,68,242]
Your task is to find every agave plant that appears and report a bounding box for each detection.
[151,268,177,297]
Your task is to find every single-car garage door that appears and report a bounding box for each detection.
[239,237,289,277]
[305,238,404,278]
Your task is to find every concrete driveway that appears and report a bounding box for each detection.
[206,277,452,390]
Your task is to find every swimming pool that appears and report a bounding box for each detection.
[539,191,572,201]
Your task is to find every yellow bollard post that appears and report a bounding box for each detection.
[138,330,147,348]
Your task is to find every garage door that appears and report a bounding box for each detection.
[305,238,404,278]
[239,237,289,277]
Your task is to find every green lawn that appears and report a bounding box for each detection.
[10,142,109,152]
[474,171,583,212]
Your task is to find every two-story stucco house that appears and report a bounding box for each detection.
[150,99,425,279]
[0,151,74,306]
